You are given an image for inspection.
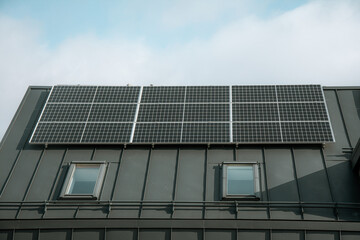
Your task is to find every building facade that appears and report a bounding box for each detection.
[0,85,360,240]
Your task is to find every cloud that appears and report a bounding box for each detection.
[1,0,360,140]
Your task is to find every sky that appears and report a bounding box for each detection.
[0,0,360,140]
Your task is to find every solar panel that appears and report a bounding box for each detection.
[182,123,229,143]
[279,102,328,121]
[133,123,182,143]
[232,103,278,121]
[88,104,137,122]
[184,104,229,122]
[137,104,184,122]
[141,86,185,103]
[40,104,91,122]
[94,86,140,103]
[30,84,334,144]
[82,123,133,143]
[185,86,229,103]
[277,85,323,102]
[31,122,85,143]
[48,86,97,103]
[282,122,333,142]
[233,123,282,142]
[232,86,276,102]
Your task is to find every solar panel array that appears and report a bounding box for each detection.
[30,85,334,144]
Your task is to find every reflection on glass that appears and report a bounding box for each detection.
[227,166,254,195]
[67,165,100,194]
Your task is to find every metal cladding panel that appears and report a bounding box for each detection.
[40,229,72,240]
[29,85,335,144]
[0,147,43,201]
[73,229,104,240]
[336,90,360,147]
[238,230,270,240]
[172,230,202,240]
[272,231,304,240]
[0,231,12,240]
[175,150,205,201]
[205,230,236,240]
[25,148,66,201]
[112,149,149,201]
[306,231,339,240]
[143,149,177,200]
[14,230,39,240]
[139,229,170,240]
[106,230,137,240]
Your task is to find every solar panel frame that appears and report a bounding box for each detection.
[29,84,335,144]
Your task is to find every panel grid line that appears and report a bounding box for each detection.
[130,86,143,143]
[180,86,187,143]
[80,86,99,142]
[229,86,233,142]
[274,85,283,142]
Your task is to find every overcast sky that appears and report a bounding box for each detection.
[0,0,360,140]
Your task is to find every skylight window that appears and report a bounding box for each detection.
[60,162,106,199]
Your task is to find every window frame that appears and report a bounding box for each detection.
[221,162,260,200]
[59,161,106,199]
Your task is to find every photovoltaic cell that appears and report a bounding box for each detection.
[232,86,276,102]
[40,104,91,122]
[48,86,97,103]
[276,85,323,102]
[233,122,282,142]
[185,86,229,103]
[184,104,229,122]
[279,102,328,121]
[133,123,182,142]
[82,123,133,143]
[88,104,137,122]
[232,103,278,121]
[182,123,229,142]
[94,86,140,103]
[31,122,85,143]
[141,86,186,103]
[137,104,184,122]
[282,122,333,142]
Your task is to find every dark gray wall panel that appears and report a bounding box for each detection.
[63,148,94,163]
[112,149,149,200]
[76,208,107,218]
[175,149,205,201]
[0,88,47,191]
[43,207,77,218]
[205,207,235,219]
[17,207,43,219]
[323,91,350,160]
[106,229,137,240]
[139,229,170,240]
[265,148,301,219]
[99,162,118,201]
[306,231,339,240]
[0,146,43,201]
[142,149,177,218]
[92,148,122,162]
[238,230,269,240]
[0,231,12,240]
[342,232,360,240]
[40,229,71,240]
[237,207,268,219]
[26,148,65,201]
[172,229,202,240]
[73,229,104,240]
[337,90,360,147]
[272,230,304,240]
[144,149,177,200]
[265,148,299,201]
[205,230,235,240]
[14,230,38,240]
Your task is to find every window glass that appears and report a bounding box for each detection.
[227,166,254,195]
[67,165,101,195]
